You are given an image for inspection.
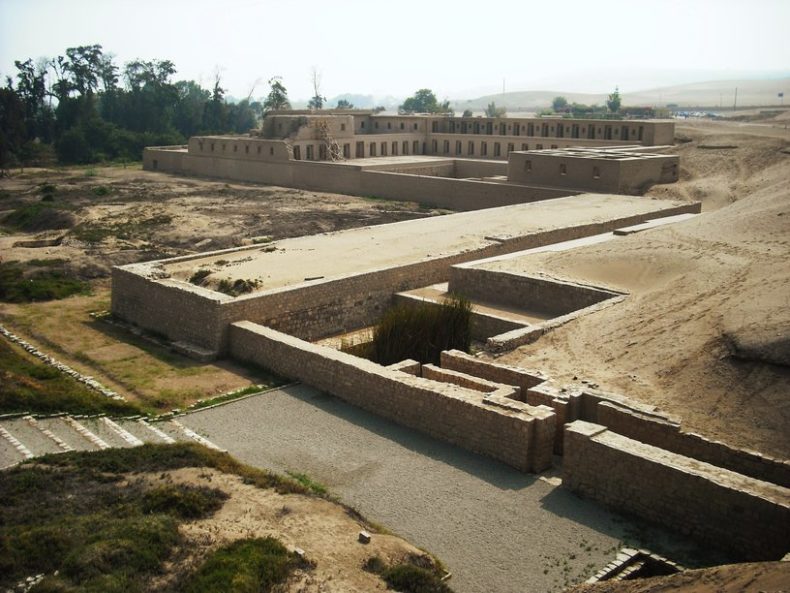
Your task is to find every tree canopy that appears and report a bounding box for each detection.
[1,43,267,169]
[552,96,568,112]
[484,102,506,118]
[399,89,452,114]
[607,87,621,113]
[262,77,290,112]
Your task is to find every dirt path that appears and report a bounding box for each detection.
[181,385,716,593]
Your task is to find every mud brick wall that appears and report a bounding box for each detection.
[360,170,572,211]
[228,321,555,472]
[596,401,790,488]
[449,268,619,316]
[111,267,226,352]
[563,421,790,560]
[440,350,546,395]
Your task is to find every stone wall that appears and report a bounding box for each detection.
[228,321,555,472]
[111,202,701,357]
[359,170,571,210]
[448,267,621,316]
[595,400,790,487]
[563,421,790,560]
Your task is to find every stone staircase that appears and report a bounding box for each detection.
[0,414,224,469]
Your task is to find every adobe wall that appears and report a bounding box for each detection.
[143,147,185,171]
[595,400,790,487]
[111,266,227,353]
[454,158,508,178]
[563,421,790,560]
[449,267,620,316]
[360,170,572,210]
[228,321,555,472]
[111,202,701,356]
[508,152,680,195]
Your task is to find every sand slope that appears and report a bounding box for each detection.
[496,121,790,457]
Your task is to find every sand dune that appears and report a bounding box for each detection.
[495,120,790,457]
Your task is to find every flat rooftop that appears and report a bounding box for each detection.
[526,147,672,161]
[146,193,692,295]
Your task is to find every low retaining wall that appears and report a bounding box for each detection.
[228,320,555,472]
[449,268,620,316]
[595,400,790,488]
[563,421,790,560]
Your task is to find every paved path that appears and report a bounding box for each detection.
[182,384,698,593]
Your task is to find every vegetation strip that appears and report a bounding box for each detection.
[0,324,124,401]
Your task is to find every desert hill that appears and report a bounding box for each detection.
[455,78,789,111]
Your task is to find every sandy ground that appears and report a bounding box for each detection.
[158,193,691,292]
[0,166,447,409]
[493,120,790,457]
[181,385,721,593]
[567,561,790,593]
[139,467,433,592]
[0,165,448,278]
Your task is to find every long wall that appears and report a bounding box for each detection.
[448,267,621,316]
[144,148,569,211]
[563,421,790,560]
[228,321,555,472]
[112,203,699,356]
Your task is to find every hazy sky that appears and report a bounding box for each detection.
[1,0,788,101]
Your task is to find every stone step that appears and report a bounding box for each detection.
[0,423,33,468]
[24,416,74,453]
[137,419,180,444]
[34,417,98,452]
[1,417,62,456]
[167,419,225,451]
[63,417,110,450]
[78,418,137,449]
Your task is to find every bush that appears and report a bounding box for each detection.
[0,261,89,303]
[141,484,228,519]
[181,537,300,593]
[371,296,472,365]
[2,203,76,231]
[382,564,453,593]
[189,269,212,286]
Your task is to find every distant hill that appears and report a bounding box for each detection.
[455,78,790,112]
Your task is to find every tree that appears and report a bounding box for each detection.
[607,87,621,113]
[484,101,506,118]
[552,96,568,112]
[461,109,473,117]
[399,89,451,114]
[336,98,354,109]
[263,77,290,111]
[307,67,326,110]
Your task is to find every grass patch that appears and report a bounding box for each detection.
[370,295,472,365]
[0,338,139,415]
[72,214,173,243]
[37,443,311,495]
[0,445,259,593]
[285,471,328,496]
[141,483,228,519]
[382,563,453,593]
[189,385,269,410]
[0,261,90,303]
[216,278,260,297]
[188,269,212,286]
[92,185,111,196]
[181,537,302,593]
[1,202,76,232]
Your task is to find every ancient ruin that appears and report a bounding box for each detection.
[110,112,789,563]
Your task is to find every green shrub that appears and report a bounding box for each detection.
[181,537,300,593]
[2,203,76,231]
[141,484,228,519]
[371,296,472,365]
[382,564,453,593]
[0,262,89,303]
[189,269,212,286]
[216,278,260,297]
[92,185,111,196]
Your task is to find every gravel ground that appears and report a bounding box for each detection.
[182,384,710,593]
